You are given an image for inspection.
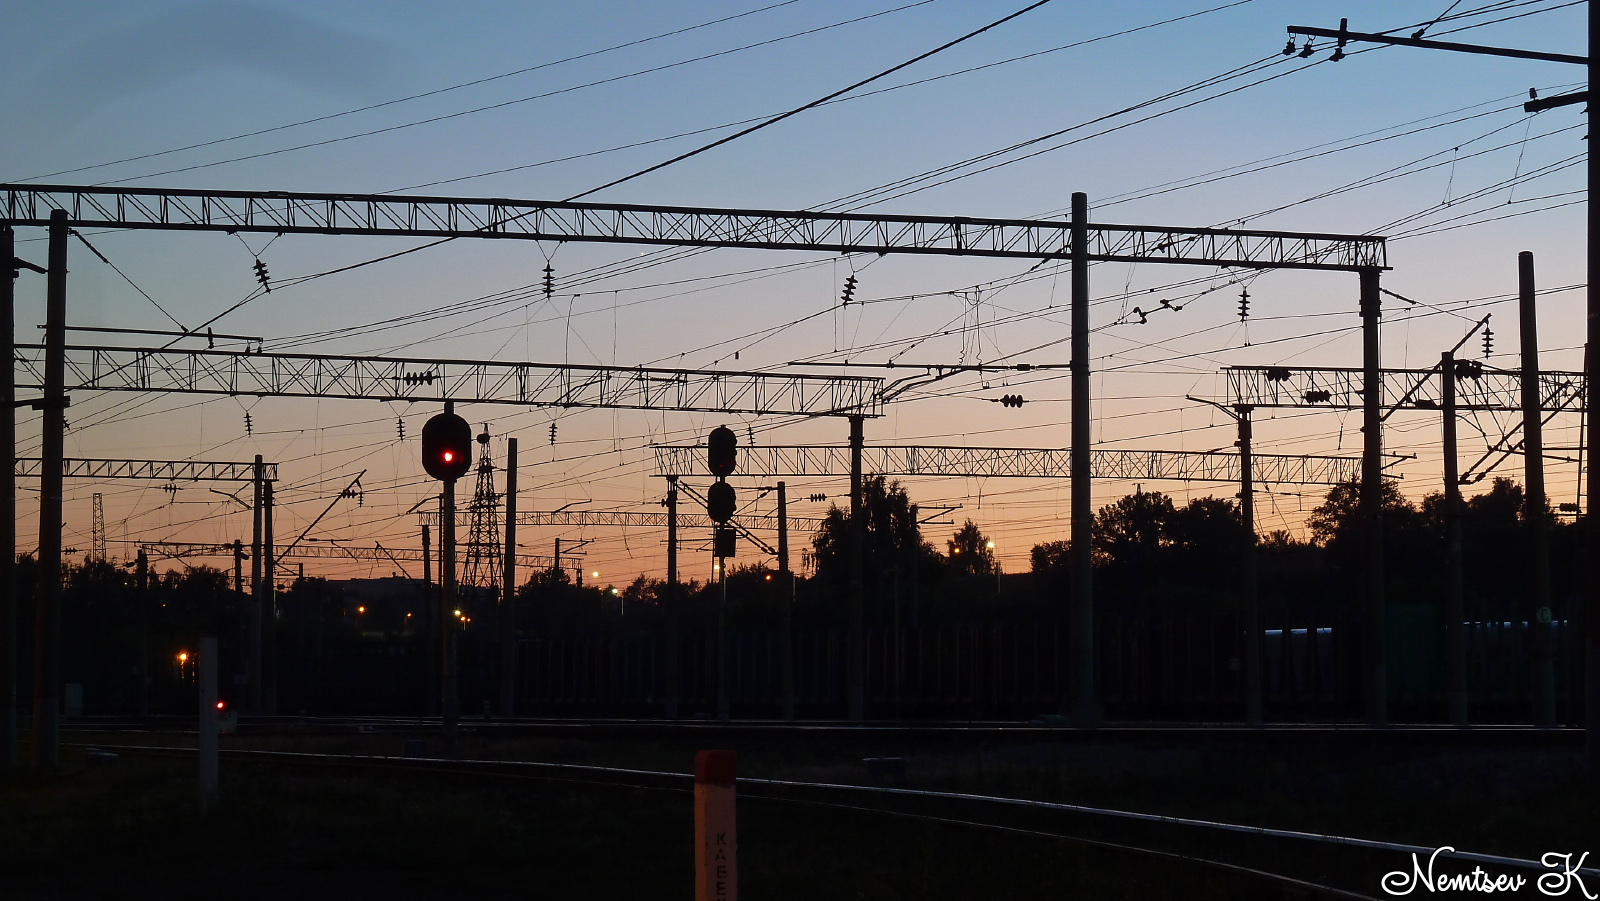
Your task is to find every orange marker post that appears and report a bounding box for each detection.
[694,750,737,901]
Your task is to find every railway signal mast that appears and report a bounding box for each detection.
[421,404,472,747]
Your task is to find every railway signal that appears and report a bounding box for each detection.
[421,409,472,481]
[707,481,735,524]
[708,425,737,478]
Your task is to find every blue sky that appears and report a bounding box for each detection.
[1,0,1588,584]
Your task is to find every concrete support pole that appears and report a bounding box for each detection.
[137,550,149,717]
[198,635,218,814]
[262,479,275,715]
[1238,407,1262,727]
[1069,192,1097,727]
[848,414,865,722]
[1519,251,1556,728]
[1586,1,1600,782]
[1,223,14,768]
[666,478,679,718]
[1359,267,1387,727]
[717,552,728,723]
[1442,351,1469,727]
[499,437,517,718]
[441,480,459,749]
[778,481,795,721]
[31,210,67,770]
[248,456,263,713]
[232,541,243,595]
[422,523,435,717]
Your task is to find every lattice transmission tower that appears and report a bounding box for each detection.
[461,428,502,592]
[90,493,106,562]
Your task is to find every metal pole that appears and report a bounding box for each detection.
[262,479,275,715]
[441,478,459,750]
[1359,266,1387,727]
[778,481,794,721]
[137,550,149,717]
[910,504,920,631]
[1239,407,1261,727]
[500,437,517,718]
[1519,252,1557,728]
[1070,191,1097,727]
[666,478,679,718]
[717,551,729,722]
[232,540,243,596]
[198,635,218,814]
[1589,5,1600,777]
[848,413,865,722]
[31,209,67,769]
[248,456,262,713]
[422,523,435,717]
[1,223,14,768]
[1442,351,1468,727]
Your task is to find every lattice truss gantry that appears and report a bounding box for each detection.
[14,344,884,417]
[2,184,1384,270]
[1224,365,1585,412]
[651,445,1365,486]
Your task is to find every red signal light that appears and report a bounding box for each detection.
[216,701,225,710]
[443,451,453,462]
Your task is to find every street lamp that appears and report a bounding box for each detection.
[987,541,1000,594]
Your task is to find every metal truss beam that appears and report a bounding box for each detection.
[422,509,828,531]
[1225,365,1585,413]
[16,344,883,417]
[123,539,564,570]
[16,457,275,481]
[652,444,1364,486]
[2,184,1385,271]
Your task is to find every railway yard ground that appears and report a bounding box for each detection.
[2,719,1593,899]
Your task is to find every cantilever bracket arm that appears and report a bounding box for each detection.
[1287,24,1585,65]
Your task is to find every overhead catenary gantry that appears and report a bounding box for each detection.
[1,184,1384,269]
[1225,365,1585,413]
[14,457,277,481]
[5,183,1388,758]
[15,344,884,418]
[651,444,1367,485]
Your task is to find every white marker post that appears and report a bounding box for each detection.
[694,750,736,901]
[198,635,218,814]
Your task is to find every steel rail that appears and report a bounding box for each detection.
[77,743,1596,884]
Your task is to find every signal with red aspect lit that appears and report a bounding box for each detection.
[421,411,473,481]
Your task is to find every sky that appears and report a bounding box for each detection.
[0,0,1589,588]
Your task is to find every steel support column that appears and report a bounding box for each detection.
[500,437,517,718]
[1443,351,1469,726]
[848,414,865,722]
[1,223,14,768]
[1521,252,1557,728]
[1239,408,1261,727]
[1070,192,1097,727]
[31,210,67,769]
[1360,267,1387,727]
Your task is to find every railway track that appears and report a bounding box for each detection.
[69,740,1596,899]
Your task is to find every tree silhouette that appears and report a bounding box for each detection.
[946,519,996,576]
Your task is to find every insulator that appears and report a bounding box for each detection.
[1238,288,1250,321]
[1282,38,1297,56]
[397,417,406,439]
[543,263,555,299]
[549,422,557,445]
[252,258,271,293]
[244,412,253,435]
[1298,40,1316,58]
[1482,327,1494,357]
[808,493,827,503]
[841,274,857,305]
